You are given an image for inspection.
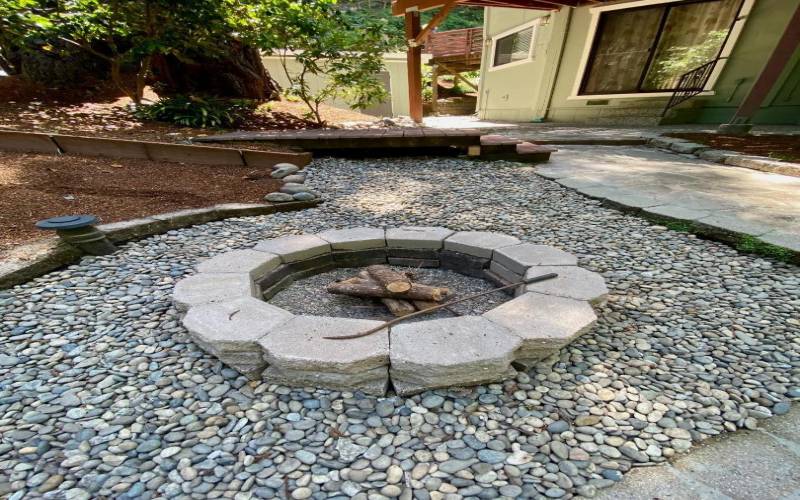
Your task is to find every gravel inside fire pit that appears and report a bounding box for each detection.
[268,266,511,320]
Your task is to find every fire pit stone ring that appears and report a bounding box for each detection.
[173,227,608,396]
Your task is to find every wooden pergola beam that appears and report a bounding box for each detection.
[413,0,458,45]
[393,0,587,14]
[405,11,424,123]
[392,0,448,15]
[460,0,563,9]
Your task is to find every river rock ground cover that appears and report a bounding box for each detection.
[0,152,798,499]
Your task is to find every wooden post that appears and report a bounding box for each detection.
[405,11,423,123]
[719,3,800,135]
[430,64,439,115]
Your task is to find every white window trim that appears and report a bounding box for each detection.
[568,0,755,100]
[488,19,540,72]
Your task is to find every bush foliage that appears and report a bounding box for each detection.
[134,96,256,128]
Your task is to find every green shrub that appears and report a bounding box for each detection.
[134,95,255,128]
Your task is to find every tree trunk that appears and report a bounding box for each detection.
[150,39,279,100]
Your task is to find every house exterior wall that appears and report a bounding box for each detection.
[262,52,431,118]
[477,0,800,125]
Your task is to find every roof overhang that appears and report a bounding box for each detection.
[392,0,594,15]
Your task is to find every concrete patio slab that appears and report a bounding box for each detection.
[599,408,800,500]
[541,146,800,257]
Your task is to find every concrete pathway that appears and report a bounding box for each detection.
[598,407,800,500]
[536,145,800,254]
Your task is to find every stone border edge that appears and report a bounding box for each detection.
[0,199,321,290]
[0,130,312,168]
[642,133,800,178]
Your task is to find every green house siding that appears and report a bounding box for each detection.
[478,0,800,125]
[665,0,800,125]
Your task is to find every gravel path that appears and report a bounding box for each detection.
[0,156,798,500]
[270,267,510,321]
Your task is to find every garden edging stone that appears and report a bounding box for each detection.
[0,200,320,290]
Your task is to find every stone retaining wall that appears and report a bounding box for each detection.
[174,227,608,396]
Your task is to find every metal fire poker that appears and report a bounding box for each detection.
[324,272,559,340]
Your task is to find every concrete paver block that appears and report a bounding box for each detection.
[669,141,708,154]
[262,365,388,396]
[0,131,59,153]
[241,149,312,168]
[759,230,800,252]
[386,226,455,249]
[444,231,520,258]
[172,273,255,311]
[197,249,280,279]
[697,149,738,163]
[253,234,331,263]
[484,293,596,358]
[183,297,292,354]
[52,135,149,159]
[317,227,386,250]
[488,260,523,285]
[643,205,714,222]
[390,316,521,389]
[494,243,578,274]
[259,316,389,374]
[525,265,609,305]
[145,142,244,166]
[151,208,220,229]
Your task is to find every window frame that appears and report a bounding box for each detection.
[569,0,754,100]
[489,19,539,72]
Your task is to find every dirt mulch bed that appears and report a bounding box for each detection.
[0,151,282,253]
[0,75,379,150]
[667,132,800,162]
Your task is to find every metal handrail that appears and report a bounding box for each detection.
[662,58,720,117]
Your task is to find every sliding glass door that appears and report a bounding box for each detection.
[580,0,742,95]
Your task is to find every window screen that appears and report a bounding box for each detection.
[493,26,534,67]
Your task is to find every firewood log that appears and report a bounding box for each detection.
[381,298,416,317]
[412,300,439,311]
[366,265,412,293]
[326,280,448,301]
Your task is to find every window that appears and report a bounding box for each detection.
[492,24,535,68]
[579,0,742,95]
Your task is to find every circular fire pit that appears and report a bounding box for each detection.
[173,227,608,395]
